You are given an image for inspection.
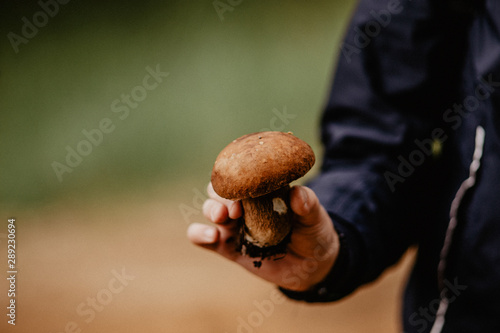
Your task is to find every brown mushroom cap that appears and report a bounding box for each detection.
[211,131,315,200]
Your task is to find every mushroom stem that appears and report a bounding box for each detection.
[239,185,293,258]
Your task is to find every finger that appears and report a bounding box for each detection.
[187,223,242,261]
[206,183,243,220]
[187,223,219,245]
[203,199,229,224]
[290,186,328,228]
[227,201,243,220]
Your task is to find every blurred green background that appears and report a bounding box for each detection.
[0,0,356,209]
[0,4,415,332]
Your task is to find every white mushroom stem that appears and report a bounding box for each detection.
[240,185,293,248]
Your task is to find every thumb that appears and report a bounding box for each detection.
[290,186,327,228]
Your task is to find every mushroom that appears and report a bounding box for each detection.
[211,131,315,263]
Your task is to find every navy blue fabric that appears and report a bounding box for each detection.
[281,1,500,332]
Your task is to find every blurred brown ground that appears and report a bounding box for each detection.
[1,187,415,333]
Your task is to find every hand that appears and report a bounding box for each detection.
[187,183,340,292]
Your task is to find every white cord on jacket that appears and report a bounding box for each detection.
[430,125,485,333]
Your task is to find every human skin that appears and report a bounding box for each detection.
[187,183,340,292]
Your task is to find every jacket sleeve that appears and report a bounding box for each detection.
[281,0,472,302]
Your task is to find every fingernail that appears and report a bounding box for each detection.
[300,187,309,210]
[203,227,216,242]
[228,201,239,219]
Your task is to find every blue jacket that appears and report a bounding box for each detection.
[281,1,500,332]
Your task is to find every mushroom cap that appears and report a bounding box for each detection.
[211,131,315,200]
